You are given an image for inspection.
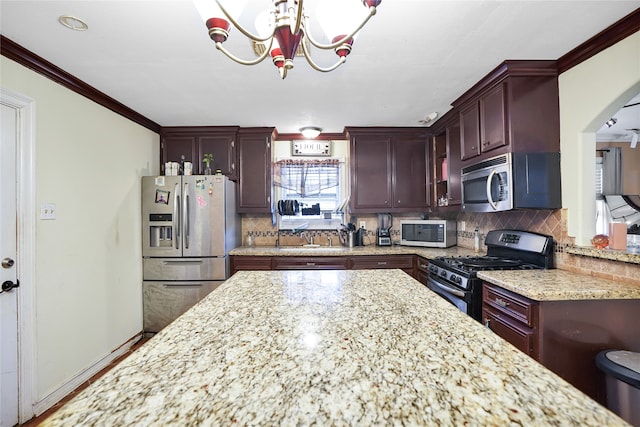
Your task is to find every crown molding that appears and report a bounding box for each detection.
[1,35,161,133]
[557,8,640,74]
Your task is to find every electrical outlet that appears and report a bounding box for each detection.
[360,221,366,229]
[40,203,57,220]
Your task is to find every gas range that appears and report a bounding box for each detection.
[426,229,554,321]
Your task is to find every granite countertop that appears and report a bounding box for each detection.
[565,245,640,265]
[229,244,479,258]
[478,269,640,301]
[42,270,627,426]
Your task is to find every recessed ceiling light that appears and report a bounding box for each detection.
[58,15,88,31]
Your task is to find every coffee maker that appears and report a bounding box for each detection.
[376,213,392,246]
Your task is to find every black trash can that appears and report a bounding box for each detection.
[596,350,640,426]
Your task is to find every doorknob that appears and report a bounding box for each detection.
[2,257,15,268]
[1,280,19,293]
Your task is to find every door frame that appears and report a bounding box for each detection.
[1,87,37,423]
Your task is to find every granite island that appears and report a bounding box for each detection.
[42,270,628,426]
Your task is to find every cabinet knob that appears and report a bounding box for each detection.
[397,200,401,204]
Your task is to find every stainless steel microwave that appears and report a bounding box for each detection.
[399,220,457,248]
[460,152,562,212]
[461,153,513,212]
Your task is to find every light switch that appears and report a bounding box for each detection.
[40,203,57,220]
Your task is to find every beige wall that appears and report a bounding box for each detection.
[559,31,640,246]
[1,57,159,410]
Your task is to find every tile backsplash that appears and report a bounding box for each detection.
[240,208,639,285]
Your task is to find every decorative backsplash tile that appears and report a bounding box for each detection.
[240,208,639,284]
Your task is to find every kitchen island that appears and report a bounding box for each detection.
[42,270,627,426]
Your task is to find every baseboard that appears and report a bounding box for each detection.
[32,331,144,417]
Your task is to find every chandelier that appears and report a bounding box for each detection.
[194,0,382,79]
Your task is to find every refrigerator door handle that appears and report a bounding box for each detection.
[183,182,190,249]
[173,182,180,250]
[162,260,203,265]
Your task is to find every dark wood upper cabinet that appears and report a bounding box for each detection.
[350,134,393,211]
[237,127,276,214]
[160,126,239,179]
[431,109,462,209]
[453,60,560,164]
[347,128,429,214]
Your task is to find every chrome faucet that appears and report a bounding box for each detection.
[300,231,314,245]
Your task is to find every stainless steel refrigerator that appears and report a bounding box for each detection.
[141,175,240,332]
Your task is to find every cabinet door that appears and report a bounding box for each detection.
[161,135,196,174]
[446,122,462,205]
[480,83,508,153]
[392,137,429,210]
[230,256,272,274]
[460,103,480,160]
[198,133,237,180]
[350,136,392,212]
[237,130,273,213]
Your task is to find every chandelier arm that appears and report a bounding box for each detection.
[215,41,272,66]
[304,7,377,50]
[291,0,304,35]
[213,0,274,42]
[301,41,347,73]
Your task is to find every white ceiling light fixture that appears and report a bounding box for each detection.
[300,126,322,139]
[193,0,381,79]
[629,129,639,149]
[58,15,88,31]
[605,117,618,128]
[418,112,439,126]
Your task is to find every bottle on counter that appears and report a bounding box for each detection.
[474,227,481,253]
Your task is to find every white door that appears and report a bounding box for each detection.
[0,103,19,426]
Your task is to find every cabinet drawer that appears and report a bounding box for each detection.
[230,256,272,272]
[273,257,348,270]
[483,307,537,357]
[483,283,537,327]
[350,255,414,270]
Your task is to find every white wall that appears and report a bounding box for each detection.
[1,57,159,406]
[559,32,640,246]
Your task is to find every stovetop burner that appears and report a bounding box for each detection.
[436,255,542,274]
[432,229,555,276]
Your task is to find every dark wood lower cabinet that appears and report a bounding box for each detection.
[231,256,272,273]
[230,254,416,277]
[483,282,640,405]
[273,257,348,270]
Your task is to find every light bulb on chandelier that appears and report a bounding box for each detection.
[193,0,382,79]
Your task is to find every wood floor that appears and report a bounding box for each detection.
[19,336,150,426]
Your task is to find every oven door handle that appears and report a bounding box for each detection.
[428,278,466,298]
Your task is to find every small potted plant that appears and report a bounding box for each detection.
[203,153,213,175]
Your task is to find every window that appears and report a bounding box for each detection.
[274,158,347,230]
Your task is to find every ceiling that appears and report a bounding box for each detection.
[1,1,638,137]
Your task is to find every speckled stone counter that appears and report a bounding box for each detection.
[566,245,640,265]
[229,244,479,258]
[478,269,640,301]
[42,270,627,426]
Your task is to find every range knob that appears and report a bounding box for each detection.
[440,270,447,277]
[429,265,437,273]
[451,275,461,284]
